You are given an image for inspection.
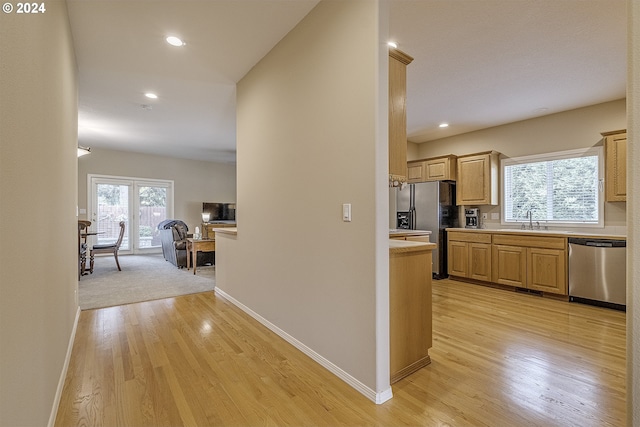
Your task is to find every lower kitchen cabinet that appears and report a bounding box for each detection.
[448,240,468,277]
[527,247,567,294]
[492,234,567,295]
[447,231,492,281]
[468,243,492,281]
[492,244,527,287]
[448,230,568,296]
[389,240,434,383]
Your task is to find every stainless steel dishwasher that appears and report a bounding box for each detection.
[568,237,626,310]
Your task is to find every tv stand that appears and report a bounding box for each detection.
[202,222,236,239]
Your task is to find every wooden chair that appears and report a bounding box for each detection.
[90,221,125,273]
[78,220,91,279]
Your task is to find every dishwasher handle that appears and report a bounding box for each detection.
[568,237,626,248]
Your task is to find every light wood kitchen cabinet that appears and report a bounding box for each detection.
[602,129,627,202]
[527,247,567,294]
[447,231,492,281]
[389,240,434,383]
[407,160,426,183]
[456,151,500,206]
[492,244,527,287]
[389,48,413,185]
[448,240,469,277]
[407,155,457,183]
[492,233,567,295]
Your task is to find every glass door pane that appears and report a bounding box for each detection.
[137,184,168,250]
[89,174,173,255]
[95,182,130,251]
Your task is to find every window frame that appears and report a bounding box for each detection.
[500,147,604,229]
[87,174,175,254]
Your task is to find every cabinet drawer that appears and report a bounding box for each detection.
[448,231,492,244]
[492,234,566,250]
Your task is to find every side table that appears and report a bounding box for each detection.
[186,238,215,275]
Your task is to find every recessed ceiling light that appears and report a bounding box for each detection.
[439,123,449,128]
[387,41,398,49]
[145,92,158,99]
[166,36,185,47]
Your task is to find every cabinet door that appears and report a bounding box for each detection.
[389,247,432,383]
[492,245,527,287]
[425,158,450,181]
[605,132,627,202]
[407,161,426,183]
[448,240,468,277]
[527,248,567,294]
[468,243,492,282]
[457,154,490,205]
[389,52,411,182]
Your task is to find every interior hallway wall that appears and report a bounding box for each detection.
[216,0,392,400]
[627,1,639,424]
[0,1,79,426]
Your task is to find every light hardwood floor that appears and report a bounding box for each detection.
[55,279,625,427]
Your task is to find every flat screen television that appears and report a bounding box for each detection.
[202,202,236,222]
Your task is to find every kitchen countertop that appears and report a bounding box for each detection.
[389,229,432,238]
[446,227,626,240]
[389,239,436,254]
[213,227,238,236]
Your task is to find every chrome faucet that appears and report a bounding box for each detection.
[527,210,533,230]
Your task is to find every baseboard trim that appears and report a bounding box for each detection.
[391,354,431,384]
[214,288,393,405]
[48,306,81,427]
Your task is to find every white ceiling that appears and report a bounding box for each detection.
[68,0,626,163]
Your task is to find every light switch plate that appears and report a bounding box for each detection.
[342,203,352,222]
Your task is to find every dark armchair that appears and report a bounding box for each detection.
[158,220,213,268]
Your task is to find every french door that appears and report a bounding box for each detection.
[88,175,174,254]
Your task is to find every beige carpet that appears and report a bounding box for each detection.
[79,254,215,310]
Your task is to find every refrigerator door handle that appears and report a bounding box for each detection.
[410,207,417,230]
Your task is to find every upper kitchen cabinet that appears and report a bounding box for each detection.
[456,151,500,205]
[389,48,413,186]
[602,129,627,202]
[407,155,457,183]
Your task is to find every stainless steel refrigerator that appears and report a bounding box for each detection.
[395,181,458,279]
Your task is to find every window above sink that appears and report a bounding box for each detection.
[501,147,604,229]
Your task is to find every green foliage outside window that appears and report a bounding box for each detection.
[504,152,600,224]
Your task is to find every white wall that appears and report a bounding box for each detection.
[216,0,392,401]
[78,148,236,232]
[414,99,626,160]
[412,99,627,233]
[0,2,79,425]
[627,1,639,424]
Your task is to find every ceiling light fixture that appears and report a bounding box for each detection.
[439,123,449,128]
[166,36,185,47]
[145,92,158,99]
[387,41,398,49]
[77,146,91,157]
